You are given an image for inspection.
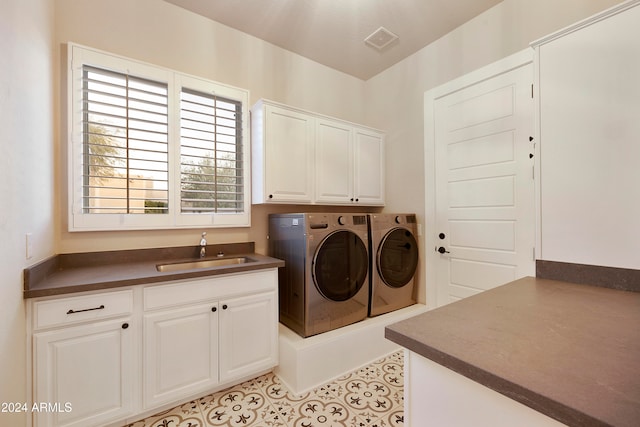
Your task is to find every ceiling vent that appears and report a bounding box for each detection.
[364,26,399,51]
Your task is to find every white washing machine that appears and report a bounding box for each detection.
[268,213,370,337]
[368,213,419,316]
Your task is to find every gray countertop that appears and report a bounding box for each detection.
[24,242,284,298]
[385,277,640,427]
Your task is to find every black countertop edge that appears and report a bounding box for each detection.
[385,328,610,427]
[24,242,285,299]
[536,259,640,293]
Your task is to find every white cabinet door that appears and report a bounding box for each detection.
[219,291,277,383]
[33,317,135,427]
[315,118,354,204]
[143,302,219,408]
[256,103,315,203]
[354,128,385,205]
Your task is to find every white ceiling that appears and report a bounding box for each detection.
[163,0,504,81]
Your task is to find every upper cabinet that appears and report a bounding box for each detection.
[353,127,385,205]
[315,118,353,203]
[251,102,315,203]
[251,99,385,206]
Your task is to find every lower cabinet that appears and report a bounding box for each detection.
[219,292,277,382]
[33,317,136,427]
[29,269,279,427]
[143,302,220,408]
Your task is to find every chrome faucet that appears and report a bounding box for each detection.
[199,232,207,258]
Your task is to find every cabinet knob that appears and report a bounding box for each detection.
[122,323,129,329]
[355,198,359,202]
[212,307,217,312]
[268,194,273,199]
[222,304,228,310]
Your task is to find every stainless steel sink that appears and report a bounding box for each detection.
[156,256,254,272]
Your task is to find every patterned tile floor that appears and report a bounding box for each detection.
[125,351,404,427]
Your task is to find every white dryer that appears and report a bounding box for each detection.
[368,213,419,316]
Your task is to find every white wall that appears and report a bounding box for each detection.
[535,1,640,270]
[52,0,621,260]
[0,0,55,424]
[365,0,623,305]
[54,0,368,256]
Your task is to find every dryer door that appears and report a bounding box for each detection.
[313,230,368,301]
[377,228,419,288]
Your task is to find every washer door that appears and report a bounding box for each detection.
[377,228,419,288]
[313,230,368,301]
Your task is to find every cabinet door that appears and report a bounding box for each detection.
[354,128,385,205]
[263,105,314,203]
[143,302,219,408]
[33,318,135,427]
[315,118,354,204]
[219,291,277,382]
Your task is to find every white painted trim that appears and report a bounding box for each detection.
[423,48,534,309]
[533,48,542,260]
[530,0,640,47]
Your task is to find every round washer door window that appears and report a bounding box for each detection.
[313,230,368,301]
[377,228,418,288]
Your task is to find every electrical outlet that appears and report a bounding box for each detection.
[26,233,33,260]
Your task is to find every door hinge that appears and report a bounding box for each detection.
[531,83,534,98]
[533,247,536,260]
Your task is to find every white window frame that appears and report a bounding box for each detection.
[67,43,250,231]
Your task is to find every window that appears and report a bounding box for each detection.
[179,90,244,214]
[81,66,170,215]
[68,44,250,231]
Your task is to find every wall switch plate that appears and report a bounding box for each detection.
[26,233,33,260]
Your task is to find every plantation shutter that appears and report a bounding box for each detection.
[81,65,169,214]
[179,89,244,213]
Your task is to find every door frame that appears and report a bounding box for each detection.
[423,49,535,309]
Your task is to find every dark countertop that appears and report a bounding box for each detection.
[24,242,284,298]
[385,277,640,427]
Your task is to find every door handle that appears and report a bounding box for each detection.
[437,246,450,254]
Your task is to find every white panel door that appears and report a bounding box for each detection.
[263,105,314,203]
[315,118,354,203]
[434,63,535,306]
[354,128,385,205]
[34,318,135,427]
[143,303,219,408]
[219,291,277,382]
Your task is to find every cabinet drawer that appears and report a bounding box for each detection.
[144,269,278,311]
[33,289,134,330]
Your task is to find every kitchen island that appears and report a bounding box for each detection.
[385,276,640,427]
